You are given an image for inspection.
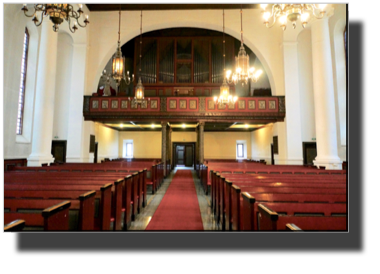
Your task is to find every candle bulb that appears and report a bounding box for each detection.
[79,4,83,9]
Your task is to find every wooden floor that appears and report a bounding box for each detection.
[129,168,218,230]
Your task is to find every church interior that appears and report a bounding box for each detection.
[3,3,347,232]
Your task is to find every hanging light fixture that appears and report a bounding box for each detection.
[261,4,328,31]
[214,10,237,106]
[226,7,262,86]
[21,4,89,33]
[133,10,146,105]
[103,5,133,94]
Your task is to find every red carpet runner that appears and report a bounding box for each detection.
[145,170,204,230]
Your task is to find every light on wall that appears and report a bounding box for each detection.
[261,4,328,30]
[21,4,89,33]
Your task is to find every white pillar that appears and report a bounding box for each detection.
[281,41,303,165]
[311,17,342,170]
[27,21,58,166]
[66,44,87,162]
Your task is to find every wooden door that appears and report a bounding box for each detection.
[51,141,67,163]
[303,142,317,165]
[176,145,185,165]
[185,145,193,167]
[94,142,98,163]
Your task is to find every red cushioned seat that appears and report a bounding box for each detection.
[110,86,116,96]
[98,86,104,96]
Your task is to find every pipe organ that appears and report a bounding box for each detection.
[134,35,238,87]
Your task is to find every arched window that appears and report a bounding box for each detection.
[16,28,29,135]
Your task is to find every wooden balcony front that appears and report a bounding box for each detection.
[83,96,285,124]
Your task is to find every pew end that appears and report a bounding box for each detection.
[4,219,25,232]
[286,223,302,231]
[42,201,71,230]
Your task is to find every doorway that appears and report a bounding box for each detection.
[271,143,275,165]
[51,140,67,163]
[302,142,317,165]
[172,142,195,169]
[94,142,98,163]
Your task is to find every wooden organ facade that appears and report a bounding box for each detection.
[131,31,252,97]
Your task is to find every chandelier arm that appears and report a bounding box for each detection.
[75,17,87,28]
[67,16,76,33]
[34,11,44,27]
[22,5,36,18]
[265,15,278,28]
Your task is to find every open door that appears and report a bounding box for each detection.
[51,140,67,163]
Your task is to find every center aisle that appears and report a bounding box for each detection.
[145,170,204,230]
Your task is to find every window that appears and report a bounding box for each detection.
[16,28,29,135]
[126,143,133,158]
[237,144,244,158]
[236,140,247,159]
[123,140,134,158]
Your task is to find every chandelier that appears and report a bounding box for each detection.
[103,5,133,94]
[214,10,237,106]
[226,7,262,86]
[133,10,146,104]
[21,4,89,33]
[261,4,328,30]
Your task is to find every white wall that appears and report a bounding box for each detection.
[251,125,273,164]
[95,123,119,161]
[118,131,162,158]
[204,132,252,159]
[3,5,40,159]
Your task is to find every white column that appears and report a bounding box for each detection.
[27,21,58,166]
[281,41,303,165]
[311,17,342,169]
[66,44,87,162]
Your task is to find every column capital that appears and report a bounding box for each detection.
[198,121,205,127]
[308,6,335,27]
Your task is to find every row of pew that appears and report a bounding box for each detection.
[207,162,347,231]
[4,161,165,231]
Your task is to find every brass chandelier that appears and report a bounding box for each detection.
[21,4,89,33]
[103,5,133,94]
[133,10,146,105]
[226,7,262,86]
[261,4,328,30]
[214,10,237,106]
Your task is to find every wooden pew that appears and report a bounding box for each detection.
[240,192,347,231]
[258,203,347,231]
[4,219,25,232]
[212,172,346,230]
[5,172,141,230]
[4,184,117,230]
[5,201,71,231]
